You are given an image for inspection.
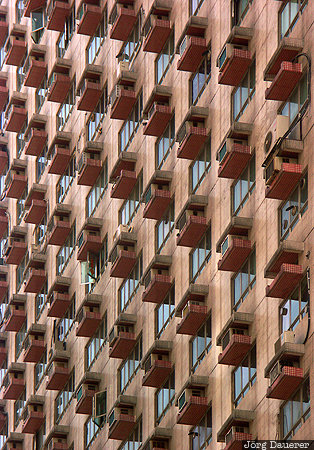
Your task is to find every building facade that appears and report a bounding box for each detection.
[0,0,312,448]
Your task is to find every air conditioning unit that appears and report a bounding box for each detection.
[216,138,248,164]
[264,115,290,154]
[217,43,248,71]
[225,426,249,444]
[264,156,298,185]
[113,224,129,241]
[178,388,203,412]
[221,327,247,351]
[274,330,295,354]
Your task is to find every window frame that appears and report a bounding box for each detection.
[85,319,106,371]
[119,254,143,313]
[155,201,175,254]
[189,406,212,450]
[155,115,175,170]
[155,30,175,85]
[190,0,205,16]
[118,91,143,153]
[86,163,108,218]
[119,172,143,226]
[189,49,211,106]
[155,371,175,425]
[56,79,76,131]
[189,138,211,194]
[55,370,75,424]
[56,154,76,204]
[231,58,256,122]
[280,276,309,333]
[231,154,255,216]
[56,222,76,276]
[189,226,211,283]
[119,337,142,394]
[231,249,256,311]
[190,316,212,374]
[155,285,175,339]
[278,0,308,41]
[232,344,257,407]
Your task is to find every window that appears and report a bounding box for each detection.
[232,250,256,311]
[35,281,48,320]
[55,370,75,423]
[232,0,252,26]
[190,51,211,105]
[281,277,309,333]
[155,31,175,84]
[280,377,310,439]
[36,146,48,183]
[34,422,46,450]
[57,297,76,342]
[155,115,175,169]
[155,371,175,424]
[190,408,212,450]
[57,80,76,131]
[279,0,307,40]
[233,345,256,407]
[155,286,175,338]
[119,338,142,393]
[86,12,107,65]
[119,419,142,450]
[119,255,143,313]
[82,237,108,294]
[86,90,108,141]
[35,351,47,390]
[280,75,308,137]
[231,155,255,215]
[86,164,108,217]
[119,92,143,152]
[232,59,255,122]
[35,76,47,113]
[16,252,27,291]
[16,0,24,23]
[15,321,26,359]
[85,415,104,449]
[156,202,175,253]
[56,7,75,58]
[56,155,76,203]
[190,0,205,15]
[35,213,47,247]
[191,316,212,373]
[86,320,106,370]
[16,188,27,226]
[31,9,46,44]
[279,172,308,240]
[190,140,211,193]
[56,222,76,275]
[190,227,211,282]
[120,15,142,65]
[14,391,26,429]
[119,172,143,226]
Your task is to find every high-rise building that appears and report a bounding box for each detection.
[0,0,312,448]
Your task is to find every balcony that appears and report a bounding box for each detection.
[47,205,71,246]
[143,5,171,53]
[77,218,102,261]
[142,255,172,304]
[24,0,46,16]
[48,145,71,175]
[5,104,27,133]
[24,125,47,156]
[2,364,25,400]
[23,324,46,363]
[264,160,303,200]
[4,236,27,265]
[77,153,102,186]
[267,364,304,400]
[0,214,8,240]
[76,305,102,338]
[176,284,209,335]
[265,241,304,279]
[110,248,136,278]
[2,432,24,449]
[77,1,102,36]
[46,362,70,391]
[110,85,136,120]
[23,50,47,88]
[77,65,102,111]
[176,215,207,247]
[21,396,45,434]
[0,338,7,366]
[109,3,136,41]
[143,103,172,137]
[217,410,255,448]
[218,237,252,272]
[177,36,207,72]
[24,268,47,294]
[266,263,303,299]
[0,279,8,303]
[111,170,137,199]
[217,139,252,179]
[0,85,8,112]
[23,184,47,224]
[109,314,136,359]
[108,396,137,440]
[176,376,209,425]
[47,0,71,31]
[109,151,136,189]
[265,62,302,101]
[5,36,27,67]
[48,292,70,318]
[143,171,172,220]
[264,37,303,82]
[217,313,254,366]
[142,341,172,388]
[0,14,8,48]
[47,72,71,103]
[75,372,101,414]
[3,295,26,332]
[177,106,208,160]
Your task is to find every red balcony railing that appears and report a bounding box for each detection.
[177,36,207,72]
[47,292,71,318]
[142,360,172,388]
[110,250,136,278]
[218,239,252,272]
[265,62,302,101]
[218,334,252,366]
[176,303,207,335]
[143,104,172,137]
[77,3,102,36]
[266,264,303,299]
[111,170,137,199]
[176,215,207,248]
[109,332,136,359]
[177,396,208,425]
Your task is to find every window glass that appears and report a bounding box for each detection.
[86,165,108,217]
[156,372,175,424]
[155,287,175,338]
[119,93,143,152]
[119,173,143,226]
[156,202,175,253]
[233,345,256,406]
[119,338,142,393]
[190,141,211,193]
[280,377,310,439]
[56,223,76,275]
[232,250,256,311]
[191,317,211,373]
[55,371,75,423]
[280,0,307,39]
[155,32,175,84]
[190,408,212,450]
[190,227,211,282]
[119,256,143,312]
[232,60,256,122]
[190,52,211,105]
[86,321,106,370]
